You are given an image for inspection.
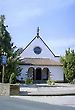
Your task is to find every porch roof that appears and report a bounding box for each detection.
[20,58,63,66]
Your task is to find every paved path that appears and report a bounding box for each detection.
[0,96,75,110]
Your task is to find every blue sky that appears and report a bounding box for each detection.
[0,0,75,55]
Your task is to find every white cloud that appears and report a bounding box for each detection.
[45,36,75,55]
[47,37,75,49]
[0,0,75,55]
[1,0,75,27]
[0,0,43,27]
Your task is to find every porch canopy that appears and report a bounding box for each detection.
[20,58,62,66]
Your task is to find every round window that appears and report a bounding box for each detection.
[34,46,42,54]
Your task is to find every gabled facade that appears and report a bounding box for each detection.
[18,28,64,83]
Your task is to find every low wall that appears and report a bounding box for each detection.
[0,83,10,96]
[10,84,20,95]
[0,83,20,96]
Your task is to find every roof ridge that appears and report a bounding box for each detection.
[20,30,60,57]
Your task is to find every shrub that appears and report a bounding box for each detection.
[25,78,33,84]
[9,73,16,84]
[47,79,55,85]
[71,79,75,84]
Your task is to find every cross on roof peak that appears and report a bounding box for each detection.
[37,27,40,37]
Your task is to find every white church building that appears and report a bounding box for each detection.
[18,27,64,83]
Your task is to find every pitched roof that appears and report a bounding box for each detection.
[20,58,63,66]
[20,36,60,57]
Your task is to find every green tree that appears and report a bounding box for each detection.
[0,15,13,56]
[0,15,22,83]
[61,48,75,82]
[4,48,22,83]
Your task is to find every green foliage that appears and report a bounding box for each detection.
[47,79,55,85]
[60,48,75,82]
[71,79,75,84]
[0,15,22,83]
[0,15,12,56]
[9,73,16,84]
[25,78,33,84]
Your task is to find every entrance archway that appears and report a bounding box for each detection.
[28,67,49,82]
[28,67,35,80]
[42,68,49,80]
[36,68,42,80]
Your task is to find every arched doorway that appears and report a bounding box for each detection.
[36,68,42,80]
[28,67,35,80]
[42,68,49,80]
[28,67,49,82]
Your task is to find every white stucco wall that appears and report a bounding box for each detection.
[17,65,64,81]
[20,37,60,61]
[18,37,63,82]
[50,66,64,81]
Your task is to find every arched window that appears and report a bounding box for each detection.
[28,67,35,79]
[36,68,42,80]
[42,68,49,80]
